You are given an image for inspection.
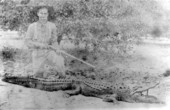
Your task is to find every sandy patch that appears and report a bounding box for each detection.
[1,37,170,110]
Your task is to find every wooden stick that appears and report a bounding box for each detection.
[26,40,95,68]
[50,46,96,68]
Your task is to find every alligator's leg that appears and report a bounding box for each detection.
[107,94,135,103]
[62,85,81,98]
[121,96,135,103]
[101,94,119,104]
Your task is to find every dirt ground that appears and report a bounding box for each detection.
[1,36,170,110]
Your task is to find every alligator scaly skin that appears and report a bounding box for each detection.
[2,74,76,91]
[2,74,163,104]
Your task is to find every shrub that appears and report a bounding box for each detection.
[0,0,166,66]
[163,70,170,77]
[0,46,18,61]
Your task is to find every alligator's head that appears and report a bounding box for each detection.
[2,73,18,83]
[2,73,32,87]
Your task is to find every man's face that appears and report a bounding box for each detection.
[37,8,48,21]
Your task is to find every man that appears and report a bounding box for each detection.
[25,5,65,78]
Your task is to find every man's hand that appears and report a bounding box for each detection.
[46,45,60,51]
[47,45,62,54]
[45,45,53,50]
[34,44,52,50]
[27,41,47,49]
[34,44,46,49]
[27,41,61,52]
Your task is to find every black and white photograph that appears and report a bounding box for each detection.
[0,0,170,110]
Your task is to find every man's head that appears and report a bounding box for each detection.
[37,6,49,22]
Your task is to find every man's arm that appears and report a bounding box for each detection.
[25,24,47,49]
[49,24,60,48]
[25,24,34,48]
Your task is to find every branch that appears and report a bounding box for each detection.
[131,82,160,96]
[0,101,7,106]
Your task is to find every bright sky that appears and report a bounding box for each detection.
[157,0,170,10]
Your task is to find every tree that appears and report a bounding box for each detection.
[0,0,167,66]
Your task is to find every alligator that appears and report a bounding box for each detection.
[2,74,75,91]
[2,74,163,104]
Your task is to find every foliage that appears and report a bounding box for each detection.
[0,46,18,61]
[0,0,55,32]
[0,0,166,66]
[162,70,170,77]
[0,0,30,32]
